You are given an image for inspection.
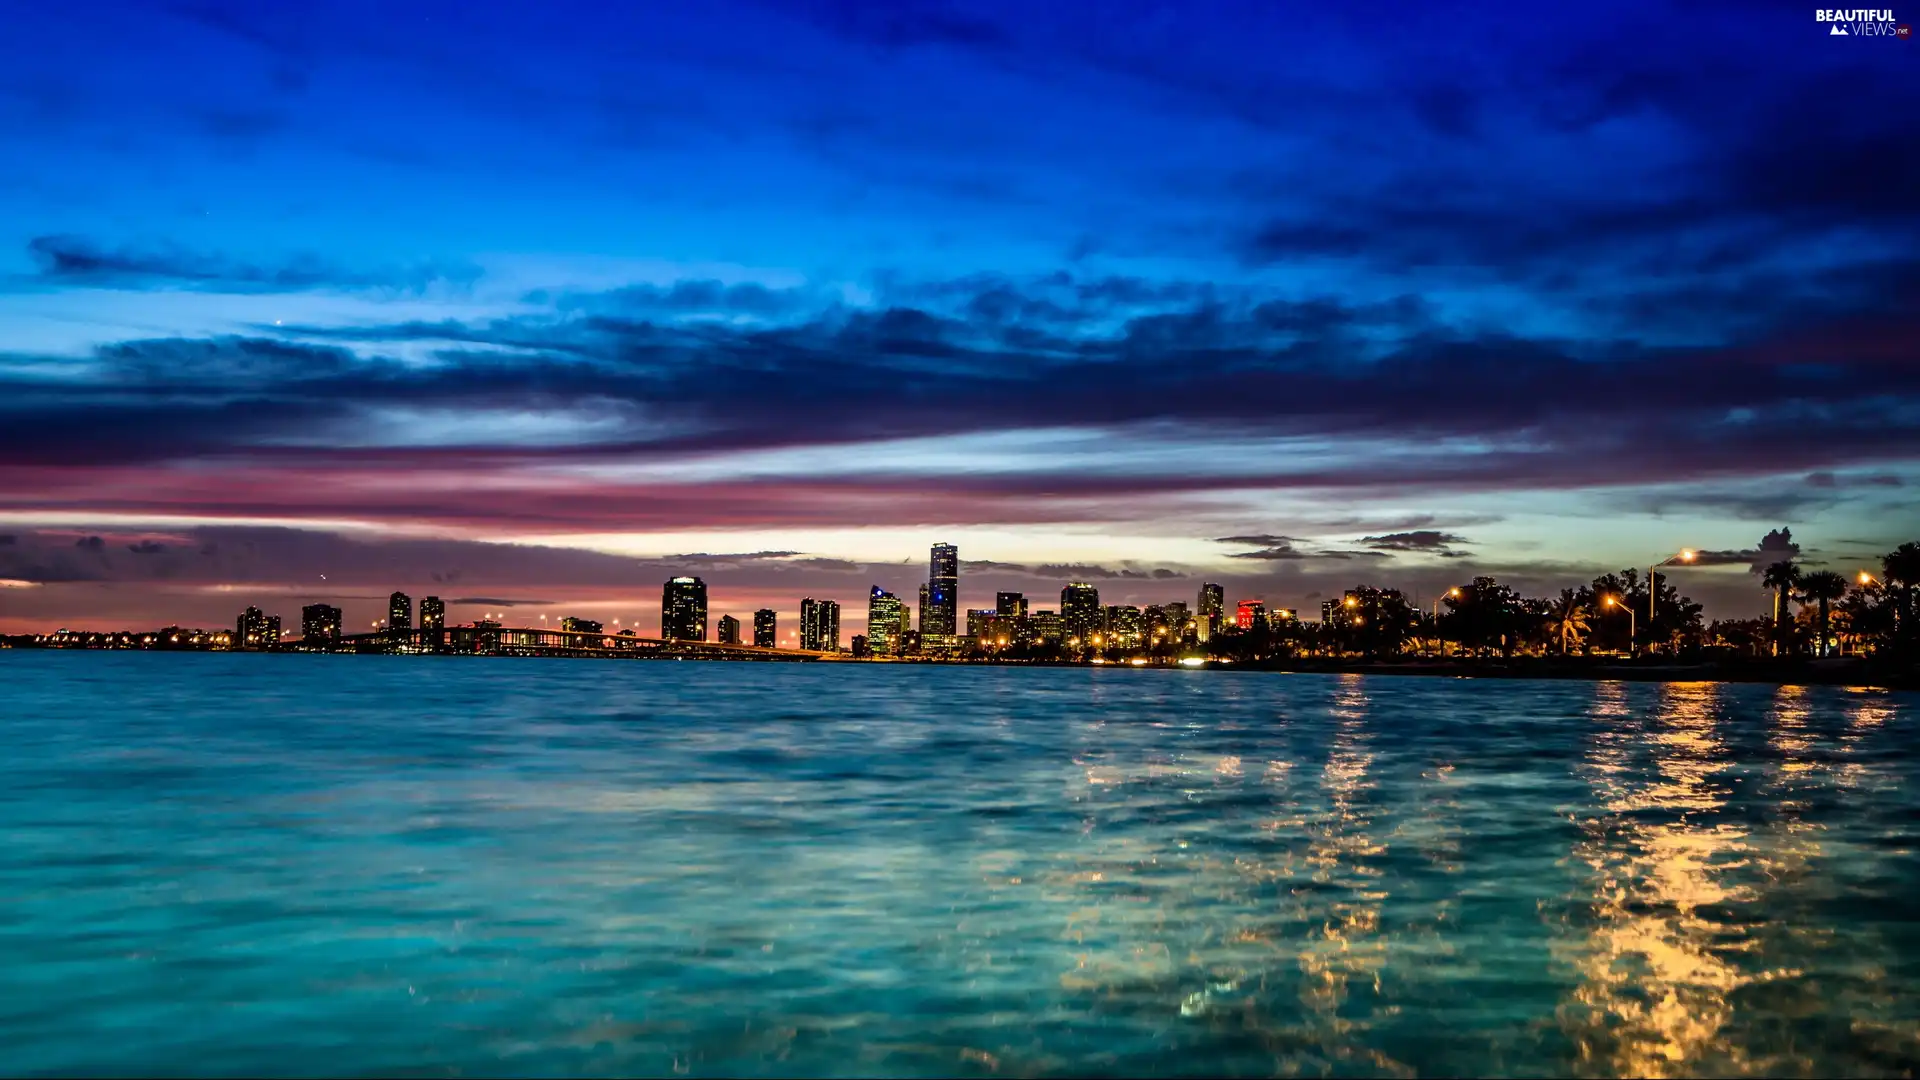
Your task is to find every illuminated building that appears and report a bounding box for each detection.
[717,614,741,644]
[420,596,445,630]
[262,615,281,646]
[800,597,840,651]
[236,605,270,649]
[753,608,776,648]
[388,592,413,632]
[1197,583,1224,641]
[918,583,931,631]
[561,616,602,634]
[924,542,959,638]
[995,591,1028,618]
[1105,605,1144,647]
[967,608,998,638]
[662,576,709,640]
[850,634,870,658]
[1061,583,1102,642]
[1029,610,1063,643]
[300,603,342,643]
[1163,601,1191,639]
[867,586,903,655]
[1236,599,1267,630]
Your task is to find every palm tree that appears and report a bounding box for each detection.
[1761,559,1802,658]
[1552,588,1589,656]
[1795,570,1847,658]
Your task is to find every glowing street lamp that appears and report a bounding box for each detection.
[1431,586,1461,657]
[1604,595,1636,657]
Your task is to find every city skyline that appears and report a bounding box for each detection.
[2,2,1916,634]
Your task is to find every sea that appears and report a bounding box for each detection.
[2,652,1917,1078]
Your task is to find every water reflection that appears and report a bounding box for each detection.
[1559,681,1759,1077]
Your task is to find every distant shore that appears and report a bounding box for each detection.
[1212,656,1918,691]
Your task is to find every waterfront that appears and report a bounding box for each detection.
[3,654,1917,1077]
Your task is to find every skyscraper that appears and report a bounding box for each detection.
[867,586,903,655]
[717,614,741,644]
[662,576,708,641]
[1236,599,1267,630]
[753,608,776,648]
[236,605,267,648]
[388,592,413,631]
[420,596,446,630]
[800,597,840,651]
[925,542,958,638]
[301,603,342,643]
[918,583,931,631]
[1061,582,1102,643]
[1197,582,1225,642]
[995,591,1028,618]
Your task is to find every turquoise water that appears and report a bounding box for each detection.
[3,654,1917,1078]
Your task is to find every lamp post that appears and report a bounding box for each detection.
[1605,595,1635,657]
[1647,549,1695,654]
[1431,587,1460,658]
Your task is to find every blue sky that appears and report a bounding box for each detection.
[1,0,1916,631]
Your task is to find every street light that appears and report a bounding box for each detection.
[1605,595,1635,657]
[1431,586,1460,657]
[1645,549,1695,655]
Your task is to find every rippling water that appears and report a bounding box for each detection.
[3,653,1918,1078]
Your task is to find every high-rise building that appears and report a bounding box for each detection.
[717,614,741,644]
[1237,599,1267,631]
[301,603,342,643]
[662,577,708,640]
[1061,583,1102,643]
[1105,605,1144,647]
[918,583,931,631]
[800,597,841,651]
[388,592,413,631]
[753,608,776,648]
[1029,610,1064,643]
[236,605,267,648]
[1197,583,1225,641]
[561,616,602,634]
[867,586,904,655]
[262,615,281,646]
[1162,601,1192,641]
[966,608,998,638]
[925,542,959,638]
[851,634,870,658]
[995,591,1028,618]
[420,596,446,630]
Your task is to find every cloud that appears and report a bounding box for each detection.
[25,235,480,294]
[74,535,104,551]
[1690,527,1806,574]
[1360,530,1471,557]
[0,534,14,546]
[1212,534,1306,546]
[444,597,556,607]
[1227,545,1308,561]
[126,540,168,555]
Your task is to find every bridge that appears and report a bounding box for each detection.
[325,625,839,661]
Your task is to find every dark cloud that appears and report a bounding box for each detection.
[1360,531,1470,556]
[26,235,480,293]
[74,535,104,551]
[0,534,14,546]
[444,597,555,607]
[126,540,168,555]
[669,551,805,564]
[1212,534,1306,546]
[1691,527,1806,575]
[1227,545,1308,561]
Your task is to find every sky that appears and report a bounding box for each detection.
[1,0,1917,635]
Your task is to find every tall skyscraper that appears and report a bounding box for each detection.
[717,614,741,644]
[1197,582,1225,642]
[388,592,413,631]
[918,583,931,631]
[753,608,776,648]
[662,576,708,641]
[301,603,342,643]
[420,596,446,630]
[800,597,840,651]
[1236,599,1267,630]
[262,615,281,646]
[925,542,958,638]
[236,605,267,648]
[867,586,903,655]
[1061,582,1102,643]
[995,591,1028,618]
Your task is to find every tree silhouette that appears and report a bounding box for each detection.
[1553,588,1590,656]
[1795,570,1847,658]
[1760,559,1802,657]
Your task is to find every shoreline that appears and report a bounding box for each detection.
[9,644,1916,690]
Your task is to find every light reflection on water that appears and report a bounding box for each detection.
[1,654,1916,1078]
